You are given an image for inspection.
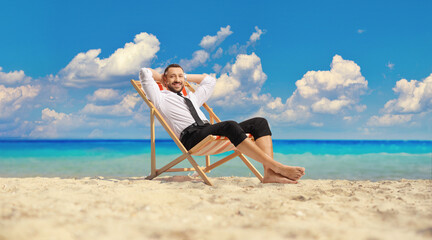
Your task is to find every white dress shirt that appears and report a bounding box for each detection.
[139,68,216,138]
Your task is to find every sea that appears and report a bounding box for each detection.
[0,139,431,181]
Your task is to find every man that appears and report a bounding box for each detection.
[140,64,305,184]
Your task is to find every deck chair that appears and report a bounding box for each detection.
[131,79,263,186]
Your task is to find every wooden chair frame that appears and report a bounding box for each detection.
[131,79,263,186]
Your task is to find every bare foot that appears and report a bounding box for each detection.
[274,165,305,181]
[263,169,298,184]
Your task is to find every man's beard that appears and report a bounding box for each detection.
[167,84,184,94]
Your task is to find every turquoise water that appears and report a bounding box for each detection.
[0,140,430,180]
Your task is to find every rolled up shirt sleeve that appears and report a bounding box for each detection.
[139,68,163,107]
[193,75,216,106]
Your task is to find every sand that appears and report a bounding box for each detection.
[0,176,431,240]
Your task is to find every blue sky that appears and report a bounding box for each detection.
[0,0,431,139]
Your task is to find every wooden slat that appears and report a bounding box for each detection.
[154,153,189,177]
[212,142,235,155]
[238,153,263,182]
[205,152,240,172]
[150,109,156,177]
[193,141,220,156]
[165,166,206,172]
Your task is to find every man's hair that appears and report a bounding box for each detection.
[163,64,184,75]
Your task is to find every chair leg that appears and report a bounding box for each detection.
[238,153,263,182]
[146,153,189,180]
[186,155,213,186]
[205,151,240,172]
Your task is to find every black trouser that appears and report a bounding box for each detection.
[180,117,272,150]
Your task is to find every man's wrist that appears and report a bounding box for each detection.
[140,68,153,80]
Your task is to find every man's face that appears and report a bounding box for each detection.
[163,67,185,93]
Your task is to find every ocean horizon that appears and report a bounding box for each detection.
[1,139,431,181]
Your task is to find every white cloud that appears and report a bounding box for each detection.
[249,26,265,44]
[212,64,222,73]
[367,73,432,127]
[367,114,413,127]
[81,93,141,116]
[253,104,311,124]
[41,108,68,121]
[212,47,223,59]
[295,55,367,103]
[311,122,324,127]
[88,129,103,138]
[386,62,395,70]
[266,97,284,110]
[212,73,241,99]
[87,88,121,102]
[0,67,32,85]
[55,32,160,88]
[0,85,40,119]
[30,108,86,138]
[228,26,266,55]
[199,25,233,50]
[383,74,432,114]
[255,55,368,124]
[179,50,210,72]
[212,52,267,100]
[311,97,352,114]
[29,91,148,138]
[356,104,367,112]
[357,29,366,34]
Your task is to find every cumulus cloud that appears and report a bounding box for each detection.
[383,74,432,114]
[249,26,265,44]
[87,88,121,102]
[0,85,40,119]
[30,108,86,138]
[179,50,210,72]
[294,55,368,103]
[367,73,432,126]
[212,64,222,73]
[81,93,141,116]
[212,52,267,100]
[255,55,368,124]
[29,91,146,138]
[212,47,223,59]
[367,114,413,127]
[199,25,233,50]
[54,32,160,88]
[311,97,352,114]
[311,122,324,127]
[0,67,32,85]
[180,26,234,71]
[229,26,266,55]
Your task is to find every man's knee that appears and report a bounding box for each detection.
[251,117,270,129]
[222,120,242,132]
[250,117,272,139]
[221,121,247,146]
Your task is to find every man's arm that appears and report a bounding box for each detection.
[148,69,163,82]
[191,74,216,106]
[139,68,163,107]
[186,74,207,84]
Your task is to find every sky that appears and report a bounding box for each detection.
[0,0,431,140]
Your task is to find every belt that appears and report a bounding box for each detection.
[180,120,210,141]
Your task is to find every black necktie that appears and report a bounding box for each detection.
[177,92,205,126]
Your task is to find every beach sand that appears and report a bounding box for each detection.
[1,177,431,240]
